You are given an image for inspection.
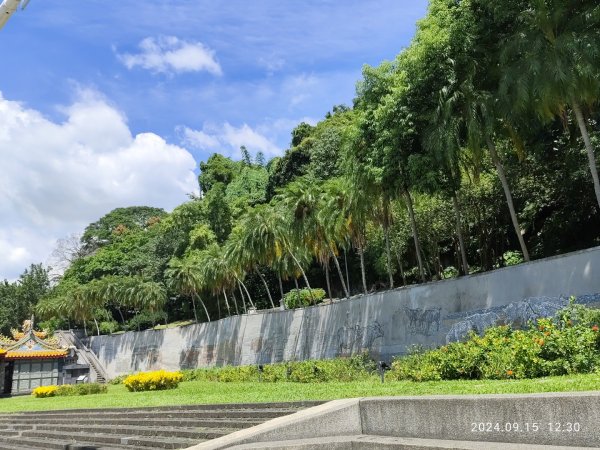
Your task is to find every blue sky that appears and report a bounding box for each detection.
[0,0,428,279]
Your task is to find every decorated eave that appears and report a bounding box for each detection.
[1,320,67,360]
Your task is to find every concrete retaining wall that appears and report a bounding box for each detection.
[89,246,600,378]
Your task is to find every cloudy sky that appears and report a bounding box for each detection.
[0,0,427,280]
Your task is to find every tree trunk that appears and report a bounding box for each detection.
[329,247,349,298]
[573,101,600,209]
[278,274,285,309]
[435,243,443,279]
[197,294,211,321]
[237,282,247,314]
[403,189,426,282]
[287,249,315,303]
[190,294,199,323]
[255,268,275,309]
[231,290,240,315]
[222,288,231,315]
[452,194,470,275]
[239,279,255,309]
[358,243,368,294]
[93,317,100,336]
[343,248,351,294]
[383,225,394,288]
[216,293,221,319]
[294,277,301,307]
[116,307,126,325]
[324,264,332,300]
[396,251,407,285]
[486,136,530,262]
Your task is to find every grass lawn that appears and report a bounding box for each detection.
[1,373,599,413]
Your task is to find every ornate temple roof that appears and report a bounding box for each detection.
[0,318,67,360]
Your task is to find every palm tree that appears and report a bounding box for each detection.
[199,244,236,315]
[499,0,600,209]
[129,281,167,319]
[165,256,210,322]
[436,60,531,262]
[425,113,471,275]
[225,226,274,309]
[234,203,314,302]
[279,178,350,299]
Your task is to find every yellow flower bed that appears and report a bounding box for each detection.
[32,385,58,398]
[123,370,183,392]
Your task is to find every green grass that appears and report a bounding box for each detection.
[1,373,599,413]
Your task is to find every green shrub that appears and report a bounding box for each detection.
[502,250,524,266]
[126,311,168,331]
[109,374,127,385]
[180,352,376,383]
[56,383,107,396]
[283,288,326,309]
[390,301,600,381]
[99,320,120,335]
[442,266,459,279]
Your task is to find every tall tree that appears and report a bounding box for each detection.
[497,0,600,209]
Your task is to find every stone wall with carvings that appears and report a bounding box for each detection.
[88,246,600,378]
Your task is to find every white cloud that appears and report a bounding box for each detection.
[0,91,198,280]
[117,36,222,75]
[282,73,319,107]
[180,122,282,159]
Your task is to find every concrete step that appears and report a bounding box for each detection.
[0,401,322,417]
[0,416,264,429]
[227,435,593,449]
[19,429,206,449]
[26,423,240,440]
[0,434,148,450]
[0,409,298,420]
[0,402,314,449]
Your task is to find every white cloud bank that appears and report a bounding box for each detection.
[0,91,198,280]
[117,36,222,75]
[180,122,282,159]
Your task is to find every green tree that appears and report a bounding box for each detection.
[498,0,600,209]
[165,257,210,322]
[198,153,237,194]
[81,206,166,251]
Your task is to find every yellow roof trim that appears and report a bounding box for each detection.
[6,349,67,359]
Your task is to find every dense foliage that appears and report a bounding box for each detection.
[181,353,377,383]
[31,383,107,398]
[1,0,596,334]
[390,302,600,381]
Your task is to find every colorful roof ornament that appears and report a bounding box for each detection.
[0,316,68,360]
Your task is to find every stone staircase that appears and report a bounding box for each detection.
[56,330,109,384]
[0,402,321,450]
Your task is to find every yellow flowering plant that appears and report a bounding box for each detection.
[123,370,183,392]
[32,385,58,398]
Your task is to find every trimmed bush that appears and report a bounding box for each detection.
[389,301,600,381]
[56,383,107,396]
[181,352,377,383]
[108,374,127,385]
[32,383,107,398]
[283,288,326,309]
[32,386,58,398]
[123,370,183,392]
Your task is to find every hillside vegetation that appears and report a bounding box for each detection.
[1,0,599,335]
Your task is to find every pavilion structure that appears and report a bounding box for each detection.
[0,318,71,394]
